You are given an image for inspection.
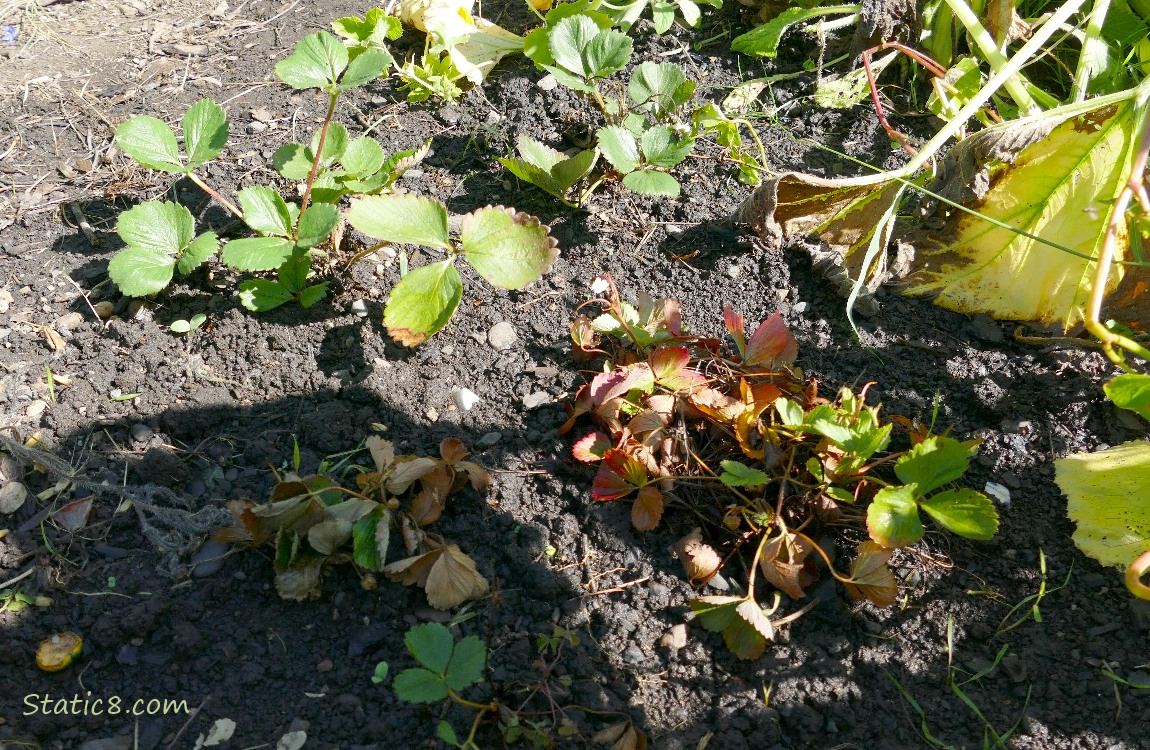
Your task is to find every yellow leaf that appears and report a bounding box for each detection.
[1057,440,1150,568]
[36,631,83,672]
[527,0,553,10]
[902,102,1141,327]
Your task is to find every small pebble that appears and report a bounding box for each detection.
[536,73,558,91]
[426,408,439,422]
[488,321,517,351]
[25,400,47,419]
[478,431,501,447]
[316,659,334,673]
[350,299,368,317]
[454,387,480,411]
[0,481,27,514]
[246,121,267,133]
[660,624,688,650]
[726,264,741,278]
[54,312,84,331]
[485,110,502,126]
[984,481,1011,507]
[623,645,646,665]
[130,423,154,442]
[793,301,808,313]
[110,388,122,399]
[191,539,230,577]
[522,391,550,409]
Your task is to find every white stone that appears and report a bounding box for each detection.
[487,321,517,351]
[0,481,27,514]
[984,481,1011,507]
[454,387,480,412]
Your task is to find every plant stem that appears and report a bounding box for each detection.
[1084,97,1150,367]
[1071,0,1112,103]
[745,530,772,601]
[941,0,1039,115]
[185,172,242,218]
[295,91,341,237]
[903,0,1090,176]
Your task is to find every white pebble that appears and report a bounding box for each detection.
[984,481,1011,507]
[454,387,480,412]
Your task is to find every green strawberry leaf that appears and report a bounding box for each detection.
[866,484,924,548]
[295,202,341,248]
[920,488,999,540]
[342,136,385,177]
[182,99,228,170]
[238,186,294,238]
[460,206,558,289]
[276,31,349,90]
[176,232,220,274]
[115,116,184,172]
[597,125,640,174]
[348,194,452,249]
[393,667,449,704]
[719,460,769,487]
[221,237,294,271]
[238,279,295,312]
[623,169,680,197]
[274,143,315,180]
[894,436,971,497]
[383,259,463,346]
[108,247,176,297]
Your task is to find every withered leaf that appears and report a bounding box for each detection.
[573,431,612,463]
[366,435,396,473]
[307,518,353,555]
[759,532,815,600]
[672,528,723,583]
[455,460,493,491]
[386,456,439,495]
[384,543,490,610]
[439,437,469,465]
[842,541,898,608]
[630,484,665,532]
[592,722,647,750]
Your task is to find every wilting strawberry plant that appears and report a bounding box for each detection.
[563,276,999,658]
[215,436,491,608]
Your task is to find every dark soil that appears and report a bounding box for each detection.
[1,1,1148,749]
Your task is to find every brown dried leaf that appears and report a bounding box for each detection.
[689,387,743,424]
[630,484,665,532]
[456,460,493,491]
[672,528,723,583]
[759,532,815,600]
[386,456,439,495]
[439,437,469,465]
[425,543,490,610]
[366,436,396,473]
[843,541,898,608]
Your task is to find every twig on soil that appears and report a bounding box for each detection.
[66,202,102,248]
[588,575,650,595]
[163,694,211,750]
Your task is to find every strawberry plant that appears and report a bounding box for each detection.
[563,276,999,658]
[346,195,559,346]
[215,436,491,607]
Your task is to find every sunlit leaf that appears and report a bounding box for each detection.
[347,194,452,249]
[894,435,971,496]
[182,99,229,170]
[758,531,814,599]
[673,528,723,582]
[383,260,463,346]
[1057,440,1150,568]
[573,432,612,462]
[631,484,664,531]
[1105,374,1150,420]
[866,484,923,548]
[842,541,898,607]
[920,488,999,539]
[460,206,558,289]
[742,312,797,369]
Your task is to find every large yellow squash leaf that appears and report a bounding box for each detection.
[901,102,1140,327]
[1056,440,1150,568]
[733,100,1149,329]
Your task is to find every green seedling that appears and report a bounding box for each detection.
[44,366,56,403]
[110,392,141,402]
[628,61,695,123]
[370,661,390,684]
[397,50,466,103]
[596,123,693,197]
[865,435,999,548]
[395,622,492,749]
[535,15,632,104]
[169,313,207,334]
[596,0,723,33]
[346,195,558,346]
[498,135,599,206]
[995,549,1073,635]
[111,13,398,310]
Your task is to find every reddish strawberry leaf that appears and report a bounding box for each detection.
[743,312,797,369]
[573,432,612,462]
[630,484,665,531]
[592,449,647,501]
[723,304,747,358]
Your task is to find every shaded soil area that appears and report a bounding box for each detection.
[1,0,1149,748]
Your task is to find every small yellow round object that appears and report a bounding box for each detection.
[36,631,83,672]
